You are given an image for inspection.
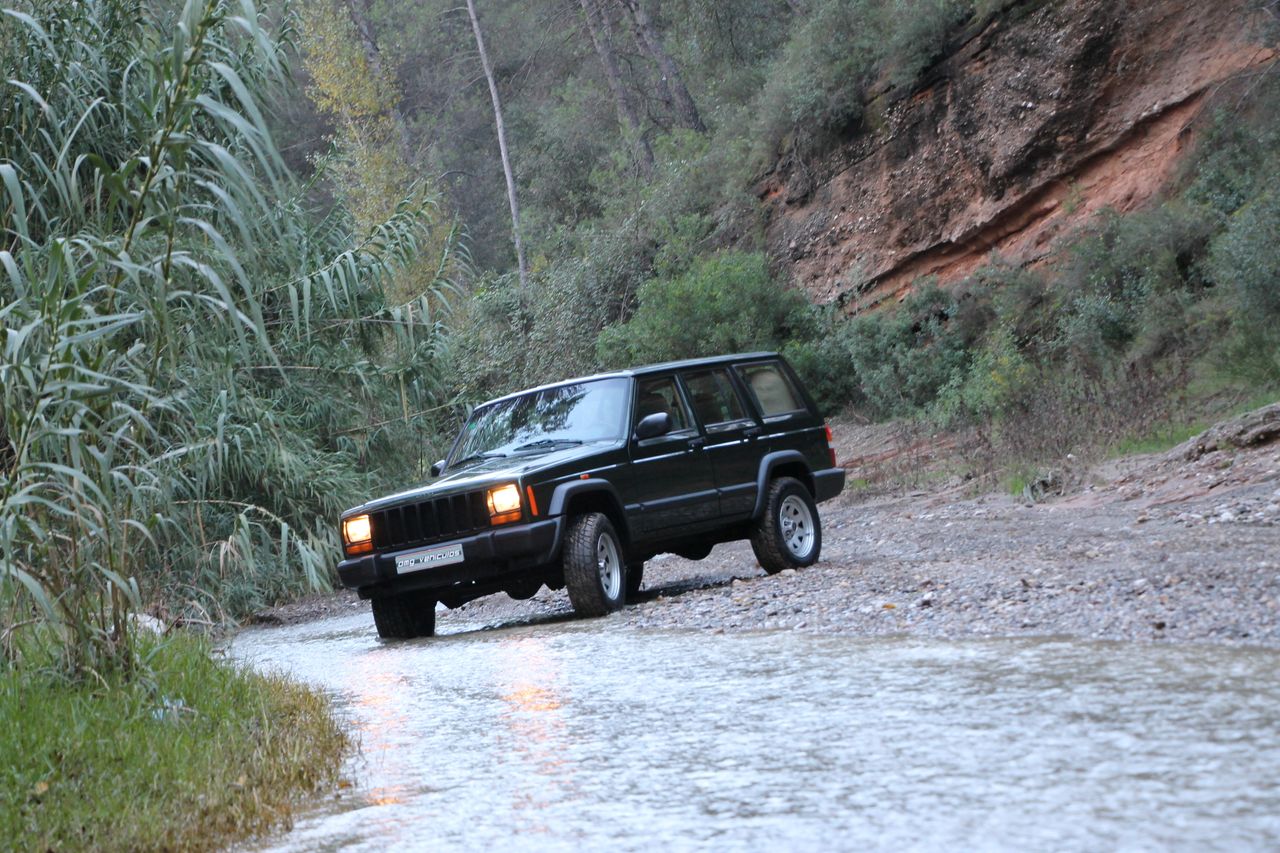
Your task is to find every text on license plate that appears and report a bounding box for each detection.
[395,543,464,574]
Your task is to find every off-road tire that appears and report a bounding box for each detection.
[750,476,822,574]
[626,561,644,597]
[371,590,437,639]
[564,513,626,617]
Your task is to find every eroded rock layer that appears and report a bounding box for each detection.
[760,0,1276,312]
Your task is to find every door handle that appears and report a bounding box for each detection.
[744,426,761,439]
[688,437,706,450]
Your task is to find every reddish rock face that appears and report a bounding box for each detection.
[759,0,1276,314]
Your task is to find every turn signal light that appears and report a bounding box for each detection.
[825,424,837,467]
[343,514,373,555]
[486,483,523,525]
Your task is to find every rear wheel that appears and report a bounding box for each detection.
[750,476,822,574]
[564,512,625,617]
[626,562,644,597]
[371,590,437,639]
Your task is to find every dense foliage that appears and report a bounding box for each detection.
[0,0,454,676]
[319,0,1001,399]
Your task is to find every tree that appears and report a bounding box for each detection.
[617,0,705,132]
[346,0,414,162]
[580,0,656,174]
[466,0,531,294]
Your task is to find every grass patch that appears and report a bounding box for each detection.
[1109,423,1208,457]
[1108,383,1280,458]
[1004,470,1031,498]
[0,633,348,851]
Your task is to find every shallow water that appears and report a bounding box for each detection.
[232,612,1280,851]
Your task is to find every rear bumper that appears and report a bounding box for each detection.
[337,517,564,597]
[813,467,846,503]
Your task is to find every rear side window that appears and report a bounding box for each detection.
[683,369,751,430]
[737,363,803,417]
[635,376,692,432]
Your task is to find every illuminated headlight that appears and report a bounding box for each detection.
[486,484,522,524]
[343,514,373,555]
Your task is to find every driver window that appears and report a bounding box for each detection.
[635,376,691,433]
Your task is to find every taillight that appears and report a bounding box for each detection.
[824,424,837,467]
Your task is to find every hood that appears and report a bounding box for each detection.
[345,441,618,516]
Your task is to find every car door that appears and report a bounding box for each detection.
[680,367,761,520]
[628,374,718,535]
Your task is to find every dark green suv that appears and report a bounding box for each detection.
[337,353,844,638]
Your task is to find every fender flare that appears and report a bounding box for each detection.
[547,479,625,517]
[547,479,632,549]
[750,450,811,519]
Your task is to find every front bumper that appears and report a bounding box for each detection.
[337,517,564,596]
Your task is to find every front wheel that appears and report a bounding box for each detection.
[371,589,437,639]
[750,476,822,574]
[564,513,626,617]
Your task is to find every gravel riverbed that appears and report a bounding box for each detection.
[255,411,1280,648]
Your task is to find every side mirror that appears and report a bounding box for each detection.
[430,459,446,477]
[634,411,672,440]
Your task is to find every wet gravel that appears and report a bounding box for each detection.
[427,476,1279,648]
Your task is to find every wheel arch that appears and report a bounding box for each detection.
[547,480,632,551]
[751,451,815,519]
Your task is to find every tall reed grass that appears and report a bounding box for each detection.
[0,0,458,679]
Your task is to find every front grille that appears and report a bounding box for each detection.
[371,491,490,551]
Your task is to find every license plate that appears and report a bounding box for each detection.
[395,543,464,574]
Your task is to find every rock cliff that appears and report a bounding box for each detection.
[759,0,1277,312]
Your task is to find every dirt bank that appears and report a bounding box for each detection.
[254,407,1280,647]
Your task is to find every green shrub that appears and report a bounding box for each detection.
[751,0,975,164]
[1052,205,1214,375]
[1208,186,1280,381]
[596,252,812,366]
[932,324,1035,424]
[783,307,864,414]
[841,284,977,418]
[0,0,450,674]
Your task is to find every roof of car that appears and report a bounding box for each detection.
[478,352,780,408]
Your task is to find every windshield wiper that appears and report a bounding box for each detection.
[450,450,508,468]
[513,438,584,451]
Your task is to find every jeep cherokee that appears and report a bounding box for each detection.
[337,352,844,639]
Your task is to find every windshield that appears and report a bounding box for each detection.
[448,377,631,467]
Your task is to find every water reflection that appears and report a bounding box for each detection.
[233,616,1280,851]
[494,637,577,833]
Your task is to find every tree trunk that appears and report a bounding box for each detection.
[621,9,676,124]
[579,0,655,175]
[465,0,530,295]
[616,0,705,133]
[345,0,414,163]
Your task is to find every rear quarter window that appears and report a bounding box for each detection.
[737,362,804,417]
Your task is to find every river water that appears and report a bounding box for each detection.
[232,611,1280,851]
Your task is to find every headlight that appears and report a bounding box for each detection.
[343,514,373,555]
[486,484,522,524]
